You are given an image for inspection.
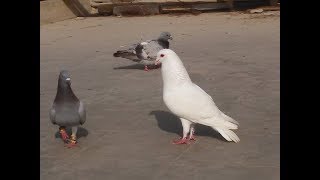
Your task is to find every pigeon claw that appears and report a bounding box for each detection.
[144,66,149,71]
[172,137,189,145]
[65,141,77,148]
[65,139,77,148]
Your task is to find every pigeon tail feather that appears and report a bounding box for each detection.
[221,112,239,126]
[113,50,134,57]
[214,127,240,143]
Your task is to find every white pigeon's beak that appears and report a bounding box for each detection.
[155,59,161,65]
[169,36,173,40]
[66,78,71,81]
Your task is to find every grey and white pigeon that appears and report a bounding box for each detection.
[49,70,86,148]
[113,32,173,71]
[155,49,240,144]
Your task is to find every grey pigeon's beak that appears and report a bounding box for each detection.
[169,36,173,40]
[66,78,71,84]
[155,59,160,65]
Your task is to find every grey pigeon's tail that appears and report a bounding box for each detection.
[113,50,140,62]
[113,50,132,57]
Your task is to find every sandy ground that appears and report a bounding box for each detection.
[40,11,280,180]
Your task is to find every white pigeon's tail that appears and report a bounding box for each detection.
[214,127,240,143]
[211,114,240,143]
[221,112,239,126]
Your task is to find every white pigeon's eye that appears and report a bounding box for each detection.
[160,54,164,57]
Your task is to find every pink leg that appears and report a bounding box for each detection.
[172,118,192,145]
[144,65,149,71]
[188,126,196,141]
[59,128,69,142]
[188,134,196,141]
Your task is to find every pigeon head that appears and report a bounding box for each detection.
[158,32,173,41]
[58,70,72,86]
[55,70,79,103]
[155,49,177,65]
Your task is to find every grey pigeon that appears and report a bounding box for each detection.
[50,70,86,148]
[113,32,173,71]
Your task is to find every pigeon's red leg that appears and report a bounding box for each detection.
[66,127,78,148]
[188,125,196,141]
[66,135,77,148]
[59,127,69,142]
[173,118,191,145]
[144,65,149,71]
[173,137,189,144]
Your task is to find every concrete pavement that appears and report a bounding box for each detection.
[40,11,280,180]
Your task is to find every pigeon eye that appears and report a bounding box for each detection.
[160,54,164,57]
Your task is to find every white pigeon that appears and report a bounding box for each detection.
[155,49,240,144]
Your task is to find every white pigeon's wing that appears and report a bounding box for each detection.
[192,84,239,126]
[164,83,222,124]
[193,84,213,100]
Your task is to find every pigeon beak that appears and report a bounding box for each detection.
[66,78,71,84]
[155,59,160,65]
[169,36,173,40]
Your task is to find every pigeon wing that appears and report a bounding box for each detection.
[78,101,86,125]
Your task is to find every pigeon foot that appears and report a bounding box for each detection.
[172,137,189,145]
[65,135,77,148]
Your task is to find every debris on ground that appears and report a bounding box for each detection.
[249,8,264,14]
[263,12,275,16]
[75,17,85,20]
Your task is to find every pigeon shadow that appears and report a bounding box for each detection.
[113,64,145,70]
[55,126,89,140]
[149,110,227,142]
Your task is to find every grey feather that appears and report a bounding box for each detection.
[141,40,165,60]
[49,108,56,124]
